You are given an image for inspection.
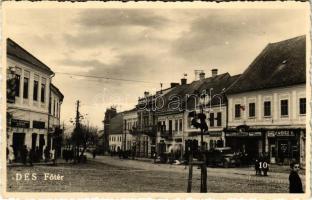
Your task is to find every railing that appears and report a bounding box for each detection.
[160,130,173,140]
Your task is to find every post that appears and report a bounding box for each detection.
[187,153,193,193]
[200,108,207,193]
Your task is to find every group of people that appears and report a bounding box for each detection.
[254,155,270,176]
[7,145,56,166]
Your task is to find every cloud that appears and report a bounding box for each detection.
[76,9,168,28]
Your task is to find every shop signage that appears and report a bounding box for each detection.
[11,119,30,128]
[226,132,261,137]
[33,121,45,129]
[209,131,222,137]
[267,130,295,137]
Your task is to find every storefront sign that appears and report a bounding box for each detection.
[267,130,295,137]
[226,132,261,137]
[11,119,30,128]
[209,131,222,137]
[33,121,45,129]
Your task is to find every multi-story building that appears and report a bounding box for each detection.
[226,35,306,165]
[155,71,239,159]
[6,38,64,160]
[122,108,138,151]
[103,107,117,153]
[108,113,123,152]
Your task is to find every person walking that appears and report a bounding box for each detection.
[289,161,304,193]
[8,145,14,164]
[51,148,56,166]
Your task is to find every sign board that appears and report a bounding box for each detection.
[33,121,45,129]
[226,132,261,137]
[209,131,222,137]
[11,119,30,128]
[267,130,295,137]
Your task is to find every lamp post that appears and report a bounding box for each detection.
[199,89,209,193]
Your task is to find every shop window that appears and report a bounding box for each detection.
[217,112,222,126]
[281,99,288,116]
[235,104,241,118]
[249,103,255,117]
[264,101,271,117]
[209,113,214,127]
[299,98,306,115]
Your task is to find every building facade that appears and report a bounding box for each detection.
[6,38,64,160]
[122,108,138,151]
[226,35,306,165]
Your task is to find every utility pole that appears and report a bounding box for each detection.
[75,100,80,129]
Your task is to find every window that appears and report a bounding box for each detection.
[217,112,222,127]
[249,103,255,117]
[41,78,46,103]
[179,119,183,132]
[235,104,241,118]
[299,98,306,115]
[281,99,288,116]
[56,102,59,117]
[210,113,214,127]
[23,77,29,99]
[33,75,39,101]
[53,99,56,116]
[175,120,178,131]
[264,101,271,117]
[15,74,20,97]
[49,97,51,114]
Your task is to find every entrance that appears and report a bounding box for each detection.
[270,144,276,164]
[39,134,45,159]
[12,133,25,161]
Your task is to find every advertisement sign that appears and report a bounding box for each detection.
[11,119,30,128]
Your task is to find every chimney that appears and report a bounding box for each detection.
[181,78,187,85]
[144,91,149,97]
[170,82,179,88]
[199,72,205,80]
[212,69,218,77]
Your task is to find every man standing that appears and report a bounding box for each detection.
[289,161,304,193]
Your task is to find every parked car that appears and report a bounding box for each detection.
[206,147,241,168]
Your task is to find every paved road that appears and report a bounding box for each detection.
[88,154,305,185]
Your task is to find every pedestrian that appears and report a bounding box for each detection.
[255,159,260,176]
[51,148,56,166]
[44,147,50,163]
[29,148,35,166]
[289,161,304,193]
[93,149,96,159]
[21,145,28,165]
[8,145,14,164]
[153,152,157,163]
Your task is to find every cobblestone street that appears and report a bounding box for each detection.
[7,156,305,193]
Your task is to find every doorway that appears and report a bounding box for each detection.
[12,133,25,161]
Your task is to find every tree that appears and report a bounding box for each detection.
[71,124,99,159]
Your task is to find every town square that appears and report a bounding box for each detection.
[3,2,309,195]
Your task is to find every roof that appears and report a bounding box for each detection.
[155,73,241,115]
[7,38,54,75]
[109,113,123,135]
[51,84,64,102]
[227,35,306,94]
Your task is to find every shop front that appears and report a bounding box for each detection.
[267,129,302,165]
[225,131,264,162]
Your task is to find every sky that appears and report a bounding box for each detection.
[4,4,309,131]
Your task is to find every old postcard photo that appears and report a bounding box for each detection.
[2,1,310,198]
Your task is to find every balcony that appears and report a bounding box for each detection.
[136,125,157,137]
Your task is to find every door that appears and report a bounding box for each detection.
[270,145,276,163]
[12,133,25,161]
[169,120,172,136]
[39,134,45,159]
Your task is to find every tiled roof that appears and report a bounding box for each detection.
[155,73,241,115]
[227,35,306,94]
[7,38,54,75]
